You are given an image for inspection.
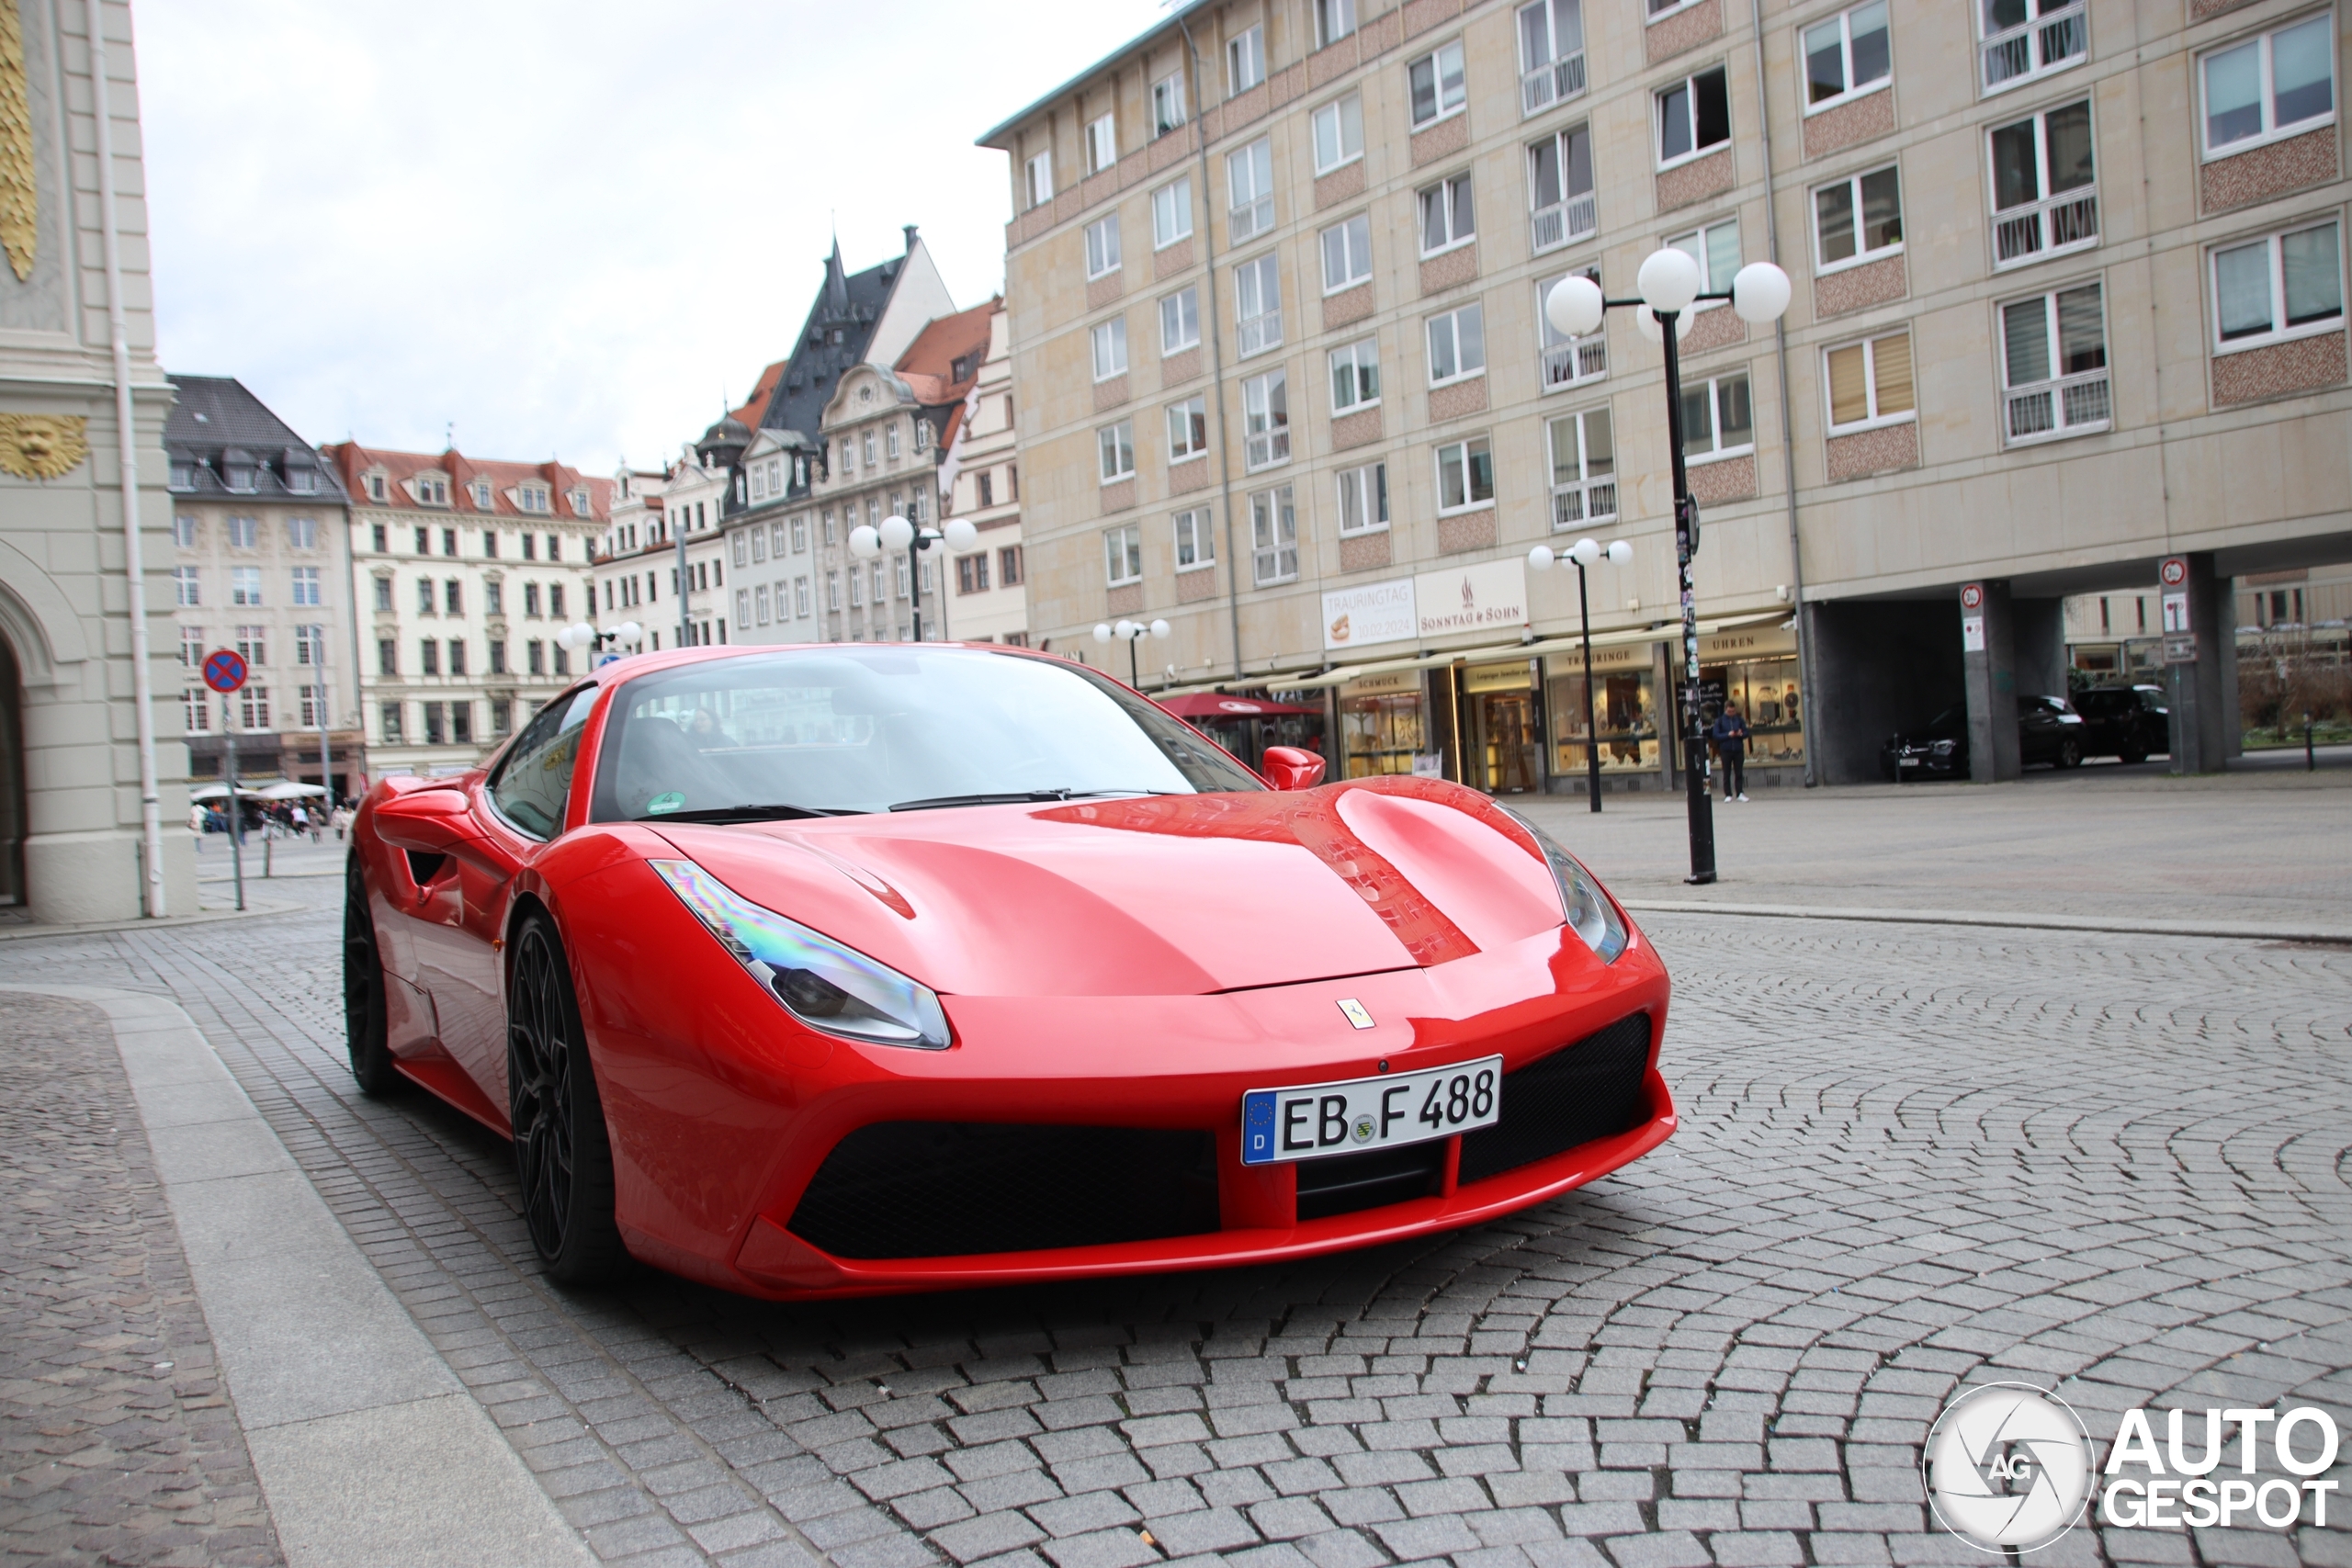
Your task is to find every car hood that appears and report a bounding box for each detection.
[647,776,1571,998]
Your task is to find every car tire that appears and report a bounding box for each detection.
[505,911,628,1284]
[2119,743,2148,765]
[343,856,402,1098]
[2058,738,2083,769]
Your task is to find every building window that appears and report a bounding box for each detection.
[443,528,458,556]
[366,473,387,502]
[1235,254,1283,356]
[1091,317,1129,381]
[1173,508,1216,570]
[183,688,210,733]
[379,701,402,742]
[1153,72,1188,137]
[827,571,841,612]
[999,547,1023,587]
[956,554,989,595]
[1085,213,1122,280]
[239,686,270,732]
[1335,462,1389,536]
[289,565,321,606]
[471,479,493,509]
[484,529,503,558]
[1435,437,1496,513]
[445,579,463,615]
[415,577,435,615]
[230,566,262,606]
[235,625,266,665]
[1329,336,1381,412]
[1250,487,1298,586]
[377,637,397,676]
[1313,94,1364,175]
[796,577,811,616]
[1024,150,1053,210]
[521,533,537,561]
[286,515,318,549]
[423,701,445,746]
[526,639,545,675]
[1682,371,1756,460]
[1227,138,1275,243]
[1104,525,1143,587]
[1427,303,1487,385]
[417,475,448,506]
[1086,112,1118,175]
[1538,267,1609,391]
[1408,39,1467,129]
[1152,177,1193,250]
[371,524,387,553]
[976,470,996,510]
[1657,67,1731,167]
[733,531,750,569]
[2211,220,2343,352]
[489,639,507,674]
[1160,286,1201,354]
[173,566,199,606]
[420,639,440,677]
[1989,99,2097,269]
[1168,396,1209,462]
[294,624,322,665]
[743,587,758,626]
[1980,0,2086,96]
[1826,332,1917,433]
[1527,124,1596,254]
[1815,166,1904,271]
[1419,173,1476,255]
[524,582,542,618]
[447,638,468,677]
[485,580,503,616]
[887,423,903,460]
[2202,15,2335,158]
[1805,2,1891,112]
[863,431,877,467]
[1547,408,1617,527]
[1243,368,1290,470]
[523,484,551,513]
[1666,217,1741,306]
[1228,24,1265,95]
[179,625,203,666]
[1317,0,1357,47]
[492,699,513,738]
[2000,283,2109,443]
[1320,213,1373,294]
[1518,0,1588,117]
[790,517,807,554]
[1099,421,1136,483]
[226,515,257,548]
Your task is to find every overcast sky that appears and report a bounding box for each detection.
[139,1,1170,476]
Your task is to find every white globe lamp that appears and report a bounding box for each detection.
[1606,539,1634,566]
[1148,619,1170,639]
[616,621,643,648]
[1634,305,1696,344]
[1527,545,1555,571]
[1543,275,1605,339]
[943,518,978,552]
[848,524,880,558]
[1092,622,1113,644]
[879,513,913,551]
[1571,537,1602,568]
[1731,262,1793,324]
[1635,246,1703,314]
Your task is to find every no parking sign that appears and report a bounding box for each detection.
[201,649,248,694]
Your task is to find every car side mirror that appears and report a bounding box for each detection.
[1261,746,1327,790]
[372,789,475,855]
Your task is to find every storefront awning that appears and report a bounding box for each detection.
[1264,613,1792,694]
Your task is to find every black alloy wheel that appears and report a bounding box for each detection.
[505,912,626,1283]
[343,856,401,1097]
[2120,742,2149,765]
[2058,738,2084,769]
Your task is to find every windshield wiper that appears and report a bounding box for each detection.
[640,804,865,823]
[888,789,1170,813]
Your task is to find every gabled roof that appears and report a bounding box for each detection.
[895,298,1000,407]
[320,442,615,523]
[164,375,348,502]
[754,242,905,447]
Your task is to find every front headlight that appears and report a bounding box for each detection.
[1930,739,1956,755]
[651,859,951,1049]
[1501,811,1629,964]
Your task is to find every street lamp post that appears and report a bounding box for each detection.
[1544,255,1790,883]
[1529,536,1634,812]
[852,514,978,641]
[1093,618,1172,688]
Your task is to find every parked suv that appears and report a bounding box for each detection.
[1883,695,2088,779]
[2071,683,2168,763]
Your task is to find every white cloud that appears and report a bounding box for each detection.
[138,0,1170,473]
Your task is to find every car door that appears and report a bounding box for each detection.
[2017,697,2059,763]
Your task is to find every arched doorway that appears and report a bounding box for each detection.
[0,633,22,906]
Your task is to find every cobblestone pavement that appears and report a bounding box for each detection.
[0,993,283,1567]
[0,865,2346,1568]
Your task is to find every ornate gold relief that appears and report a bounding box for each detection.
[0,414,88,479]
[0,0,33,283]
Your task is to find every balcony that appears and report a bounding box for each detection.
[1550,479,1617,527]
[1530,190,1598,254]
[1521,53,1587,118]
[2003,367,2110,445]
[1994,189,2097,268]
[1542,336,1608,392]
[1982,0,2086,95]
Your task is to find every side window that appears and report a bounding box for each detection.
[490,686,599,839]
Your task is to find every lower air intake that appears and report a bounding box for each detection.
[1295,1139,1446,1222]
[1457,1012,1654,1185]
[787,1122,1220,1260]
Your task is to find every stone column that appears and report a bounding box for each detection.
[2165,551,2229,773]
[1962,580,2020,783]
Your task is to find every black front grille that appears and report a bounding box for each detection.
[787,1122,1220,1260]
[1295,1140,1445,1221]
[1458,1012,1654,1185]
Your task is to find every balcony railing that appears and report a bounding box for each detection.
[1994,189,2097,267]
[1245,426,1290,470]
[1551,479,1618,528]
[1521,53,1588,117]
[1542,336,1609,391]
[1983,0,2086,94]
[1229,196,1273,243]
[1238,310,1283,357]
[2004,367,2110,444]
[1530,190,1598,254]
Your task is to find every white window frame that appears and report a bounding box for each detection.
[740,588,755,626]
[1329,335,1382,412]
[790,517,808,554]
[1227,138,1275,243]
[1823,332,1917,434]
[1802,1,1892,117]
[796,577,811,617]
[1978,0,2087,97]
[1235,254,1283,357]
[1987,98,2098,271]
[827,571,841,612]
[1998,281,2110,445]
[1537,268,1609,393]
[1316,0,1358,49]
[1408,39,1467,130]
[1243,368,1291,471]
[1665,217,1741,310]
[1167,396,1210,463]
[1647,0,1705,17]
[1024,151,1054,209]
[1091,317,1129,382]
[230,565,263,606]
[1250,486,1299,586]
[1518,0,1589,118]
[1426,303,1487,387]
[1174,507,1216,570]
[1656,65,1731,170]
[1433,436,1496,514]
[756,584,773,625]
[290,566,322,606]
[1680,371,1756,463]
[1086,112,1118,175]
[1546,407,1617,529]
[1104,525,1143,587]
[1152,177,1194,250]
[1335,461,1389,536]
[1228,25,1265,96]
[1085,214,1123,280]
[1527,123,1597,254]
[1312,94,1364,175]
[1320,213,1373,294]
[1160,286,1202,355]
[1099,420,1136,483]
[1812,164,1905,274]
[2209,220,2345,355]
[1419,171,1476,257]
[2199,13,2338,161]
[1153,72,1188,138]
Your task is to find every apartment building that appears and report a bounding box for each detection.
[941,303,1034,645]
[164,377,364,796]
[593,440,732,649]
[323,444,609,776]
[980,0,2350,789]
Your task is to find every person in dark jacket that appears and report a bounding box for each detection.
[1710,705,1750,801]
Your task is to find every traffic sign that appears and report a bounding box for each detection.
[2159,556,2188,589]
[2163,634,2198,664]
[202,649,248,694]
[1960,581,1984,611]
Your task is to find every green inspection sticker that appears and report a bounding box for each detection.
[647,792,686,815]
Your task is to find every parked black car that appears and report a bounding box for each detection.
[2071,683,2169,763]
[1882,695,2089,780]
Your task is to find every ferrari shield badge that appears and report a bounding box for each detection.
[1337,998,1375,1030]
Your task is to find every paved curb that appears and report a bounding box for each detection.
[0,983,593,1568]
[0,897,308,942]
[1620,897,2352,944]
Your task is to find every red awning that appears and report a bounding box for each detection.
[1156,693,1323,719]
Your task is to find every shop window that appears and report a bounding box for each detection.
[2211,220,2343,352]
[1329,336,1381,412]
[2201,15,2334,159]
[1814,166,1904,271]
[1086,214,1122,281]
[1336,462,1388,536]
[1804,2,1891,113]
[1999,284,2109,444]
[1313,94,1363,175]
[1104,525,1143,588]
[1547,408,1616,528]
[1681,371,1755,461]
[1980,0,2086,96]
[1341,678,1428,778]
[1174,508,1216,570]
[1528,124,1595,254]
[1989,99,2097,269]
[1538,267,1608,392]
[1657,67,1730,169]
[1519,0,1587,118]
[1408,40,1467,130]
[1825,332,1917,432]
[1250,486,1297,585]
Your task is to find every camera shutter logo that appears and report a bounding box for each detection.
[1924,1382,2093,1553]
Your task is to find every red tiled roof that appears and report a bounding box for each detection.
[729,360,787,432]
[896,298,1001,408]
[322,443,615,522]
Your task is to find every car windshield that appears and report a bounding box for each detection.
[587,647,1264,821]
[1924,706,1966,739]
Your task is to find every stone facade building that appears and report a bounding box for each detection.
[939,303,1033,646]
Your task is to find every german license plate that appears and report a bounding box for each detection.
[1240,1056,1503,1166]
[1899,756,1920,767]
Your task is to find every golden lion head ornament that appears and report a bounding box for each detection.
[0,414,88,479]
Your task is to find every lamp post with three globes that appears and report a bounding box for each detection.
[1092,617,1171,689]
[1541,252,1791,884]
[1527,536,1634,814]
[555,618,642,667]
[849,513,979,642]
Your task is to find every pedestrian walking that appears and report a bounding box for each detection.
[1710,705,1750,802]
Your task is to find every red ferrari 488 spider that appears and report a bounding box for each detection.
[345,644,1673,1298]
